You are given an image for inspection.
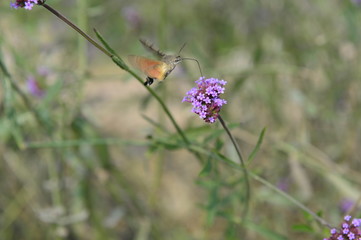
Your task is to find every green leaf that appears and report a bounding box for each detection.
[292,224,314,233]
[93,28,127,70]
[93,28,117,56]
[111,55,127,70]
[95,144,112,170]
[245,221,287,240]
[10,115,26,150]
[215,137,224,151]
[160,141,181,150]
[0,54,11,77]
[141,114,167,133]
[40,78,63,108]
[199,158,212,177]
[247,127,266,164]
[212,150,240,169]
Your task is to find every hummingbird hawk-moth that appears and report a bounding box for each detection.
[127,39,202,86]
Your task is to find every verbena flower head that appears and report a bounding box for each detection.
[27,76,45,97]
[182,77,227,123]
[324,216,361,240]
[10,0,38,10]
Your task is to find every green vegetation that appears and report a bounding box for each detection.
[0,0,360,239]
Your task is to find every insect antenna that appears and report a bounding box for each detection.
[181,57,203,77]
[178,43,187,55]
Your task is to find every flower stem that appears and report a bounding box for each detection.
[188,143,333,228]
[218,115,250,220]
[40,3,112,58]
[39,2,198,160]
[39,3,185,140]
[126,68,191,146]
[0,58,52,132]
[249,171,332,228]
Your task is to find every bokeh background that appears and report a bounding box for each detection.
[0,0,361,239]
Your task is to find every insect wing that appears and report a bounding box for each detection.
[127,55,167,80]
[139,39,166,58]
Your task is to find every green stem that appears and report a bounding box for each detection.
[129,71,191,145]
[249,171,332,228]
[75,0,88,106]
[218,115,250,220]
[0,59,31,112]
[26,138,148,148]
[0,58,51,131]
[189,144,332,228]
[1,55,63,236]
[41,3,112,58]
[41,3,193,149]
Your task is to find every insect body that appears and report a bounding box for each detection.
[128,39,203,86]
[128,39,185,86]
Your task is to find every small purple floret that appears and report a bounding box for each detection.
[349,233,355,240]
[352,219,361,227]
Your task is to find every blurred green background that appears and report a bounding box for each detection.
[0,0,361,239]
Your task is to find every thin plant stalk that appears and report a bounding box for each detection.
[0,60,63,239]
[0,59,52,132]
[75,0,88,106]
[40,3,112,58]
[218,115,331,228]
[188,144,332,228]
[153,0,169,208]
[39,2,193,148]
[218,115,250,220]
[249,171,332,228]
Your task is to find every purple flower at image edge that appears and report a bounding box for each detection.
[183,77,227,123]
[340,199,355,214]
[27,76,45,97]
[352,0,361,5]
[122,6,142,30]
[10,0,38,10]
[323,216,361,240]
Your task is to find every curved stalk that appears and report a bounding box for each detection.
[40,3,192,147]
[41,3,112,57]
[218,115,250,220]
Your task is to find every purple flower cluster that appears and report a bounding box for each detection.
[183,77,227,123]
[324,216,361,240]
[26,67,50,98]
[10,0,38,10]
[122,6,142,30]
[340,199,355,214]
[26,76,44,97]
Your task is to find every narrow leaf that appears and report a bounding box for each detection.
[93,29,127,69]
[247,127,266,164]
[292,224,313,233]
[93,28,117,56]
[199,159,212,177]
[246,221,287,240]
